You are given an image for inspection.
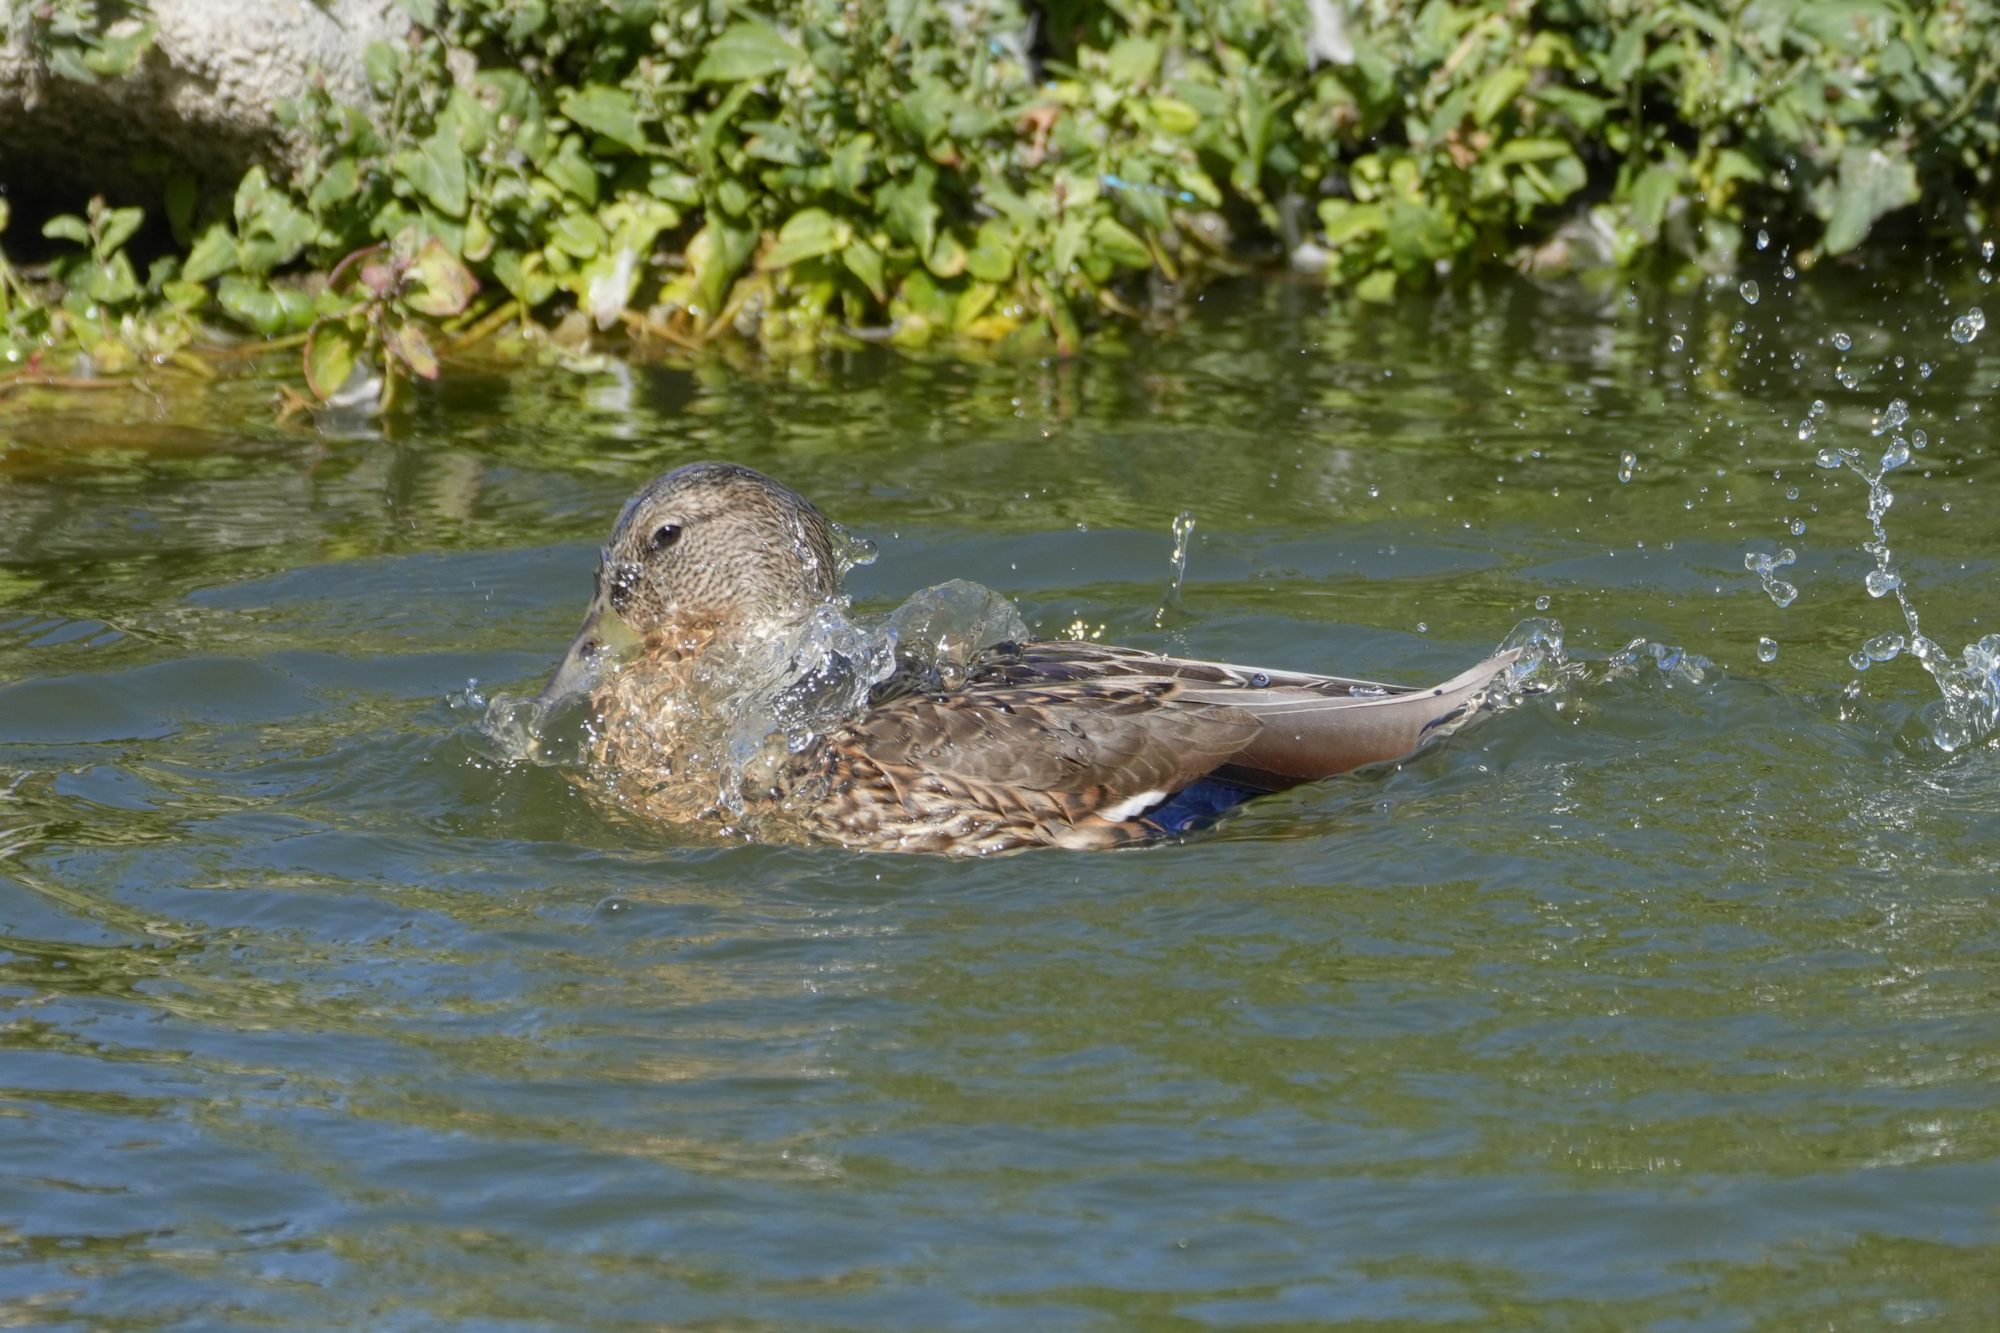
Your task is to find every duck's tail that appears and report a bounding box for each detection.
[1191,648,1523,791]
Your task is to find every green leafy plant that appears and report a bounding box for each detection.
[9,0,157,84]
[4,0,1997,398]
[304,230,479,410]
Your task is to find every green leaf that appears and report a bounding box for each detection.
[1103,34,1162,86]
[492,247,557,307]
[404,236,478,317]
[925,229,967,279]
[42,215,90,246]
[310,157,362,211]
[560,85,648,152]
[840,239,886,302]
[96,206,144,260]
[392,128,469,217]
[1051,214,1088,274]
[691,218,757,318]
[648,166,701,205]
[1821,147,1917,255]
[46,46,98,85]
[161,278,207,312]
[1604,21,1648,84]
[1627,161,1681,238]
[82,21,156,77]
[363,40,400,94]
[965,220,1015,283]
[760,207,848,270]
[1474,67,1530,126]
[695,81,755,177]
[544,135,600,204]
[831,134,874,198]
[305,319,362,399]
[217,275,315,335]
[384,321,440,379]
[694,19,806,83]
[82,254,140,305]
[549,211,608,259]
[1354,268,1399,302]
[1387,200,1452,272]
[1318,199,1387,246]
[878,166,939,257]
[183,226,240,284]
[1089,217,1152,270]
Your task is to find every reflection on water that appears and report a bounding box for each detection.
[3,268,1999,1327]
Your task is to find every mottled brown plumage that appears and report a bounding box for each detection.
[543,462,1519,855]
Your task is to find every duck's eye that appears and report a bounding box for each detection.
[648,523,683,552]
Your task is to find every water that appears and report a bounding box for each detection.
[4,266,2000,1327]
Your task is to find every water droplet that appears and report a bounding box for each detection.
[1985,239,1997,262]
[1919,361,1935,379]
[1815,447,1846,469]
[1667,333,1685,353]
[1912,429,1927,449]
[1797,417,1817,443]
[1870,398,1909,436]
[1863,632,1906,662]
[1789,518,1806,536]
[1366,483,1379,498]
[1755,228,1770,251]
[1534,594,1550,611]
[1739,280,1760,304]
[1881,437,1910,471]
[1416,622,1429,634]
[1744,547,1799,608]
[1831,331,1853,352]
[1849,650,1872,671]
[1617,451,1637,483]
[1757,636,1778,662]
[1949,307,1986,344]
[1865,568,1902,598]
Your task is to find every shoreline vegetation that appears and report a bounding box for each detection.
[1,0,1995,410]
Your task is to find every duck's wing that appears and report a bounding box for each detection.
[807,641,1518,853]
[968,640,1521,790]
[812,678,1261,853]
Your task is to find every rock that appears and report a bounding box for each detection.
[0,0,408,216]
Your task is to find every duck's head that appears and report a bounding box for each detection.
[539,462,838,704]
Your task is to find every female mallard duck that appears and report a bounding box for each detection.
[539,461,1519,855]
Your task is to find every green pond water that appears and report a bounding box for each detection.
[3,263,1999,1328]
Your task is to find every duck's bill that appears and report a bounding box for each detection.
[538,600,641,708]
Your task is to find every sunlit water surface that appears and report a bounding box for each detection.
[3,266,1999,1328]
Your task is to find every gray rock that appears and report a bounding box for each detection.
[0,0,408,212]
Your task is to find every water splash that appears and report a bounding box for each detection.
[1744,547,1798,608]
[471,579,1029,824]
[830,522,879,577]
[1815,396,2000,752]
[1604,637,1714,687]
[1155,509,1196,628]
[1490,617,1573,700]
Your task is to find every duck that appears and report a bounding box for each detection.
[537,461,1520,855]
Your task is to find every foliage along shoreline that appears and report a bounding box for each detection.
[1,0,1996,409]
